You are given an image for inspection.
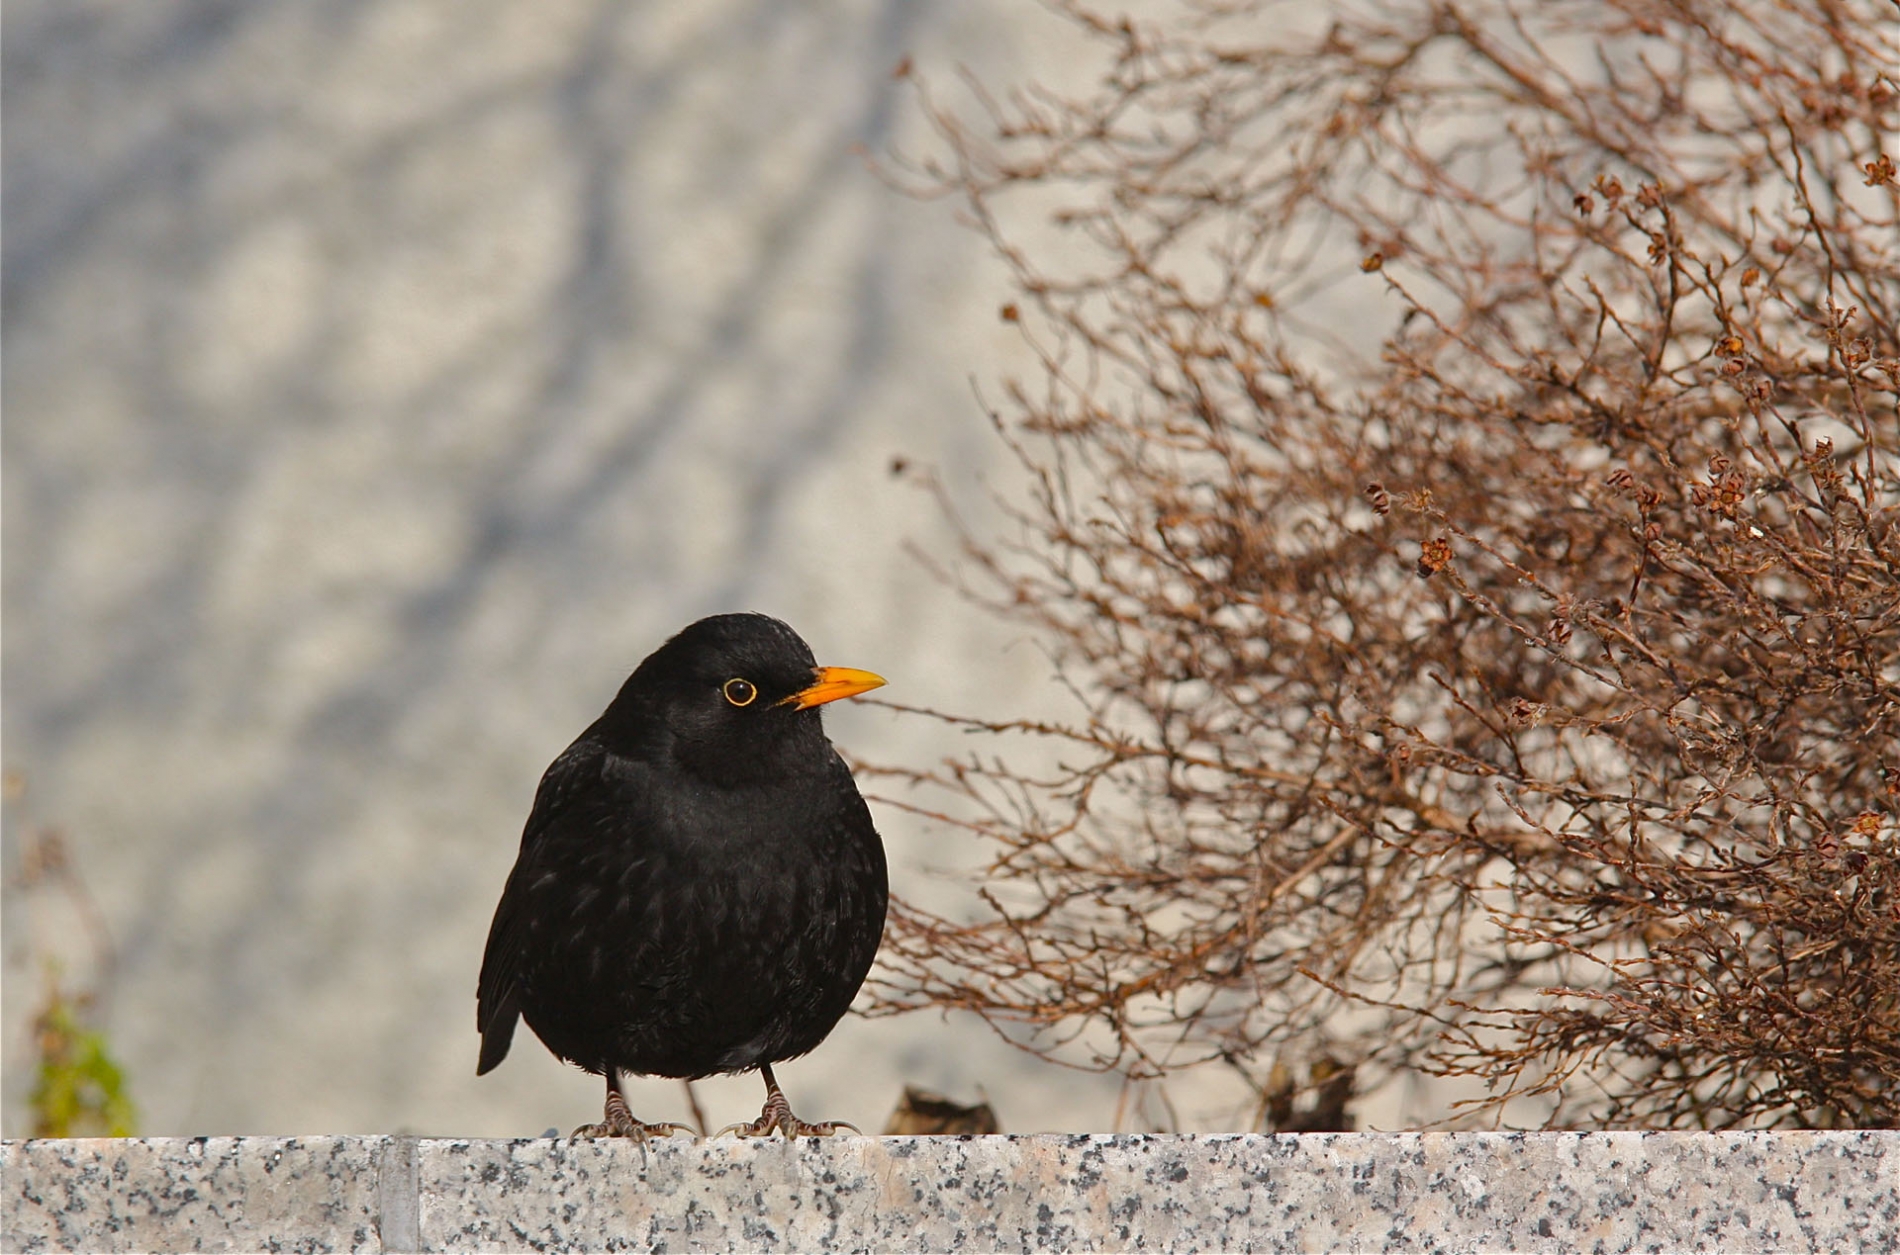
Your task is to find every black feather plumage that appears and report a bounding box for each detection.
[476,613,887,1138]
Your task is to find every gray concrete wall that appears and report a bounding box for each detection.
[7,1133,1896,1252]
[2,1,1167,1140]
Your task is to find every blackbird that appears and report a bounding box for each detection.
[476,613,888,1139]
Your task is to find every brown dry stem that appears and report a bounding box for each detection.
[866,0,1898,1129]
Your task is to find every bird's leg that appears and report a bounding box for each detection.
[716,1063,860,1139]
[572,1072,695,1140]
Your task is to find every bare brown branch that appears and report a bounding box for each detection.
[871,0,1899,1130]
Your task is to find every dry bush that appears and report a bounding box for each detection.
[866,0,1899,1129]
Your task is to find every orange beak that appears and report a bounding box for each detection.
[780,666,887,710]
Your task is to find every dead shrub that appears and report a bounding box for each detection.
[867,0,1899,1129]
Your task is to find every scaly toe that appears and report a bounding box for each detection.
[572,1117,695,1140]
[715,1114,860,1139]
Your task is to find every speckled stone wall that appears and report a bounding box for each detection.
[5,1133,1896,1252]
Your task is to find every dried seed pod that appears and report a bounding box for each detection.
[1507,698,1547,728]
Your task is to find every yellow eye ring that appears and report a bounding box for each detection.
[722,678,757,707]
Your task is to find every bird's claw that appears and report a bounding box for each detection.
[716,1063,859,1138]
[572,1086,696,1140]
[571,1117,695,1140]
[716,1082,860,1139]
[715,1115,859,1139]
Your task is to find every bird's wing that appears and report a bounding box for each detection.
[475,736,603,1074]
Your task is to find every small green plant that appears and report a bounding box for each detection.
[6,772,138,1138]
[28,973,137,1138]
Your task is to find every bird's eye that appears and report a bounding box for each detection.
[722,678,757,707]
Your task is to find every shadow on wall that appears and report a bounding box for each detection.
[3,0,1048,1138]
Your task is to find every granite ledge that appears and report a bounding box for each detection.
[5,1131,1896,1253]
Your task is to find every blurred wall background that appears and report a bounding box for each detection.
[1,0,1175,1138]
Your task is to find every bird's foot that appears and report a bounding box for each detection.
[572,1087,695,1140]
[571,1118,695,1139]
[715,1114,859,1138]
[715,1087,859,1139]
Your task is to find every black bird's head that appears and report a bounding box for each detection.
[597,613,885,782]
